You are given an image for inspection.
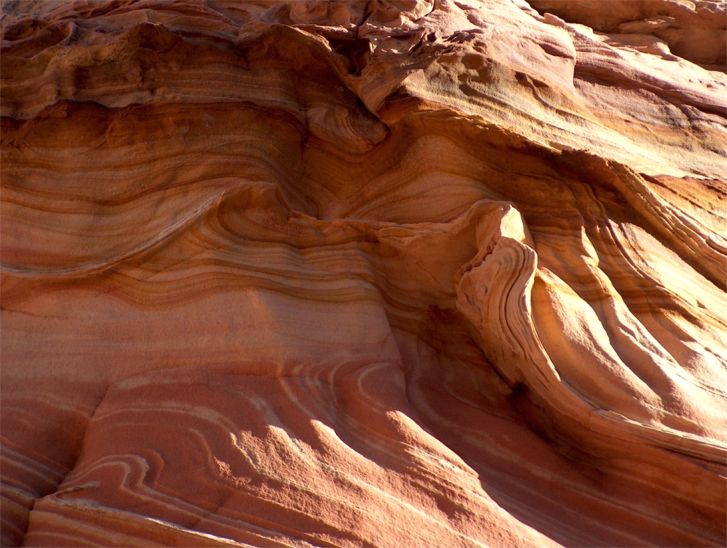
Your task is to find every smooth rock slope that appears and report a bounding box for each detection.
[1,0,726,546]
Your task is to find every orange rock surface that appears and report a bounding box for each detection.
[1,1,725,546]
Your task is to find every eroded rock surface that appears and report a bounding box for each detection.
[1,1,726,546]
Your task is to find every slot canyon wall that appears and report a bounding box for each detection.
[1,0,726,546]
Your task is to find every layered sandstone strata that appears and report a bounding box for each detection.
[1,0,726,546]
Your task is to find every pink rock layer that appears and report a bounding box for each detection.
[1,1,725,546]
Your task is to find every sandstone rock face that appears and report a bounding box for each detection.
[1,0,726,546]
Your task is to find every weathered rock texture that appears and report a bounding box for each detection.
[1,0,726,546]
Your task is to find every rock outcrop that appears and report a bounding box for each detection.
[1,0,725,546]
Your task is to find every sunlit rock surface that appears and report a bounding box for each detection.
[1,1,726,546]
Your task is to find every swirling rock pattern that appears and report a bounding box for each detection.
[1,0,726,546]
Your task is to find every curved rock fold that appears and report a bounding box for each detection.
[1,0,725,546]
